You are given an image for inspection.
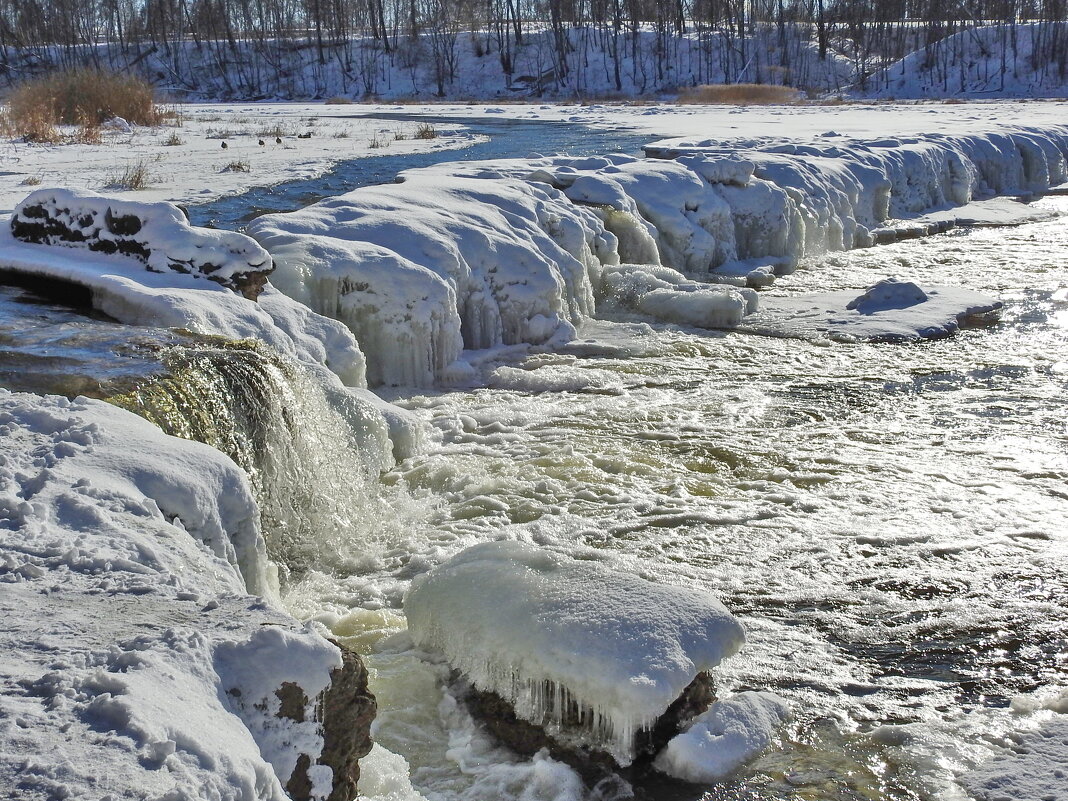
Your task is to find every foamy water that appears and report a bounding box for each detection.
[285,197,1068,801]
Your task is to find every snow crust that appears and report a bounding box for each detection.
[403,540,746,765]
[653,692,791,782]
[962,691,1068,801]
[0,391,343,800]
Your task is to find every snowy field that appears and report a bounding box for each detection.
[1,100,1067,801]
[0,103,483,215]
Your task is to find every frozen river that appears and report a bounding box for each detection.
[2,114,1065,801]
[280,194,1068,800]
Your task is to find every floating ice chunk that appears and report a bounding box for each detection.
[653,692,790,782]
[743,279,1001,342]
[404,540,746,765]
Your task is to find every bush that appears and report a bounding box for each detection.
[414,122,437,139]
[104,160,152,190]
[677,83,803,105]
[4,68,163,137]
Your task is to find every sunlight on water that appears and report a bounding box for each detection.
[283,198,1068,801]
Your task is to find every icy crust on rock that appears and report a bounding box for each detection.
[11,188,274,299]
[653,692,791,783]
[248,175,612,387]
[0,225,367,387]
[403,541,746,766]
[249,159,760,385]
[0,391,345,800]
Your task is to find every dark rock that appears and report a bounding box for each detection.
[461,671,716,787]
[279,639,377,801]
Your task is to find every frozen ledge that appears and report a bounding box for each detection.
[0,391,375,800]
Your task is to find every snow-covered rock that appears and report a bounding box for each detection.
[653,692,791,783]
[0,391,375,800]
[403,540,746,766]
[11,188,274,300]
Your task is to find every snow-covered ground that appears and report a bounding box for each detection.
[0,103,482,215]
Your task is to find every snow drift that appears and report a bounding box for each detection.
[0,391,373,800]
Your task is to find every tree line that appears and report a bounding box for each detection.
[0,0,1065,97]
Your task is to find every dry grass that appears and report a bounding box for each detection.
[414,122,437,139]
[20,174,42,186]
[6,68,163,130]
[677,83,803,105]
[163,131,183,146]
[324,96,354,105]
[221,159,251,173]
[104,160,152,190]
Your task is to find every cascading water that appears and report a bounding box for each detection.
[108,340,398,576]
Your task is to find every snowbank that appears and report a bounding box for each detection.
[653,692,791,782]
[12,188,274,299]
[741,278,1002,342]
[403,540,746,766]
[0,391,370,800]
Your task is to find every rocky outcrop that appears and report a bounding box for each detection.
[277,640,377,801]
[11,188,273,299]
[461,671,717,785]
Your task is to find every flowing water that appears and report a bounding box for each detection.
[282,196,1068,801]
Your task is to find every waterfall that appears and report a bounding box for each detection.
[108,339,394,578]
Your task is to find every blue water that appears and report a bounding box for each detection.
[187,115,653,230]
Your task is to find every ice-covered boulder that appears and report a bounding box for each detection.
[403,541,746,766]
[11,188,274,300]
[653,692,791,782]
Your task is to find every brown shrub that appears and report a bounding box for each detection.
[5,68,163,135]
[677,83,803,105]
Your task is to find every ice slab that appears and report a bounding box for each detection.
[740,278,1001,342]
[653,692,791,782]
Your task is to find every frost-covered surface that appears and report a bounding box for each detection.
[653,692,791,782]
[961,691,1068,801]
[741,278,1002,342]
[403,540,745,765]
[12,188,273,298]
[0,103,482,216]
[0,391,344,800]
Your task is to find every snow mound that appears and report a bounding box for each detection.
[653,692,791,783]
[0,391,347,800]
[403,540,746,765]
[742,279,1002,342]
[12,188,273,299]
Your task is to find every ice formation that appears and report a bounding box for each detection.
[403,540,746,765]
[247,122,1068,387]
[11,188,274,299]
[0,391,349,799]
[653,692,791,783]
